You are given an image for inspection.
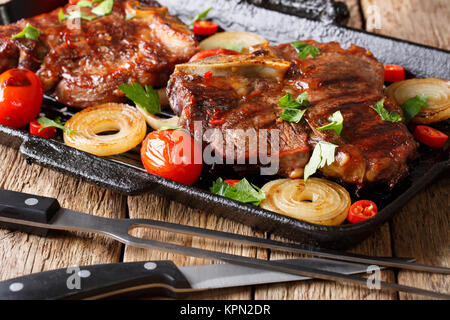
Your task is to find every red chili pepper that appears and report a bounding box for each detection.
[193,20,219,36]
[384,65,405,82]
[29,120,57,139]
[224,180,240,186]
[413,125,448,148]
[204,71,213,79]
[347,200,378,224]
[189,48,241,62]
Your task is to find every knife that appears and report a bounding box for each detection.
[0,258,410,300]
[0,189,449,299]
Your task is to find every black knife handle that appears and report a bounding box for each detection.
[0,261,193,300]
[0,189,60,236]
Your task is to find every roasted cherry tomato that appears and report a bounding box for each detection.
[347,200,378,224]
[29,120,57,139]
[384,65,405,82]
[413,125,448,148]
[141,129,203,185]
[224,180,240,187]
[193,20,219,36]
[0,69,43,129]
[189,48,241,62]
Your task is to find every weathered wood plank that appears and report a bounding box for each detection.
[341,0,364,29]
[0,145,126,281]
[361,0,450,50]
[123,193,267,299]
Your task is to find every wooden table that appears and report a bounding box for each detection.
[0,0,448,300]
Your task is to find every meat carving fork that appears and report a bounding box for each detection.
[0,189,449,299]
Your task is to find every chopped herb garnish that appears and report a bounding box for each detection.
[189,7,212,26]
[118,83,161,115]
[401,94,428,124]
[37,117,76,136]
[210,178,266,206]
[64,9,97,21]
[12,24,41,41]
[125,12,136,20]
[317,111,344,136]
[157,125,184,132]
[370,98,402,123]
[278,92,310,123]
[58,9,67,23]
[304,141,338,181]
[291,41,321,59]
[76,0,93,7]
[92,0,114,17]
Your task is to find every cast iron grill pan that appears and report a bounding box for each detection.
[0,0,448,249]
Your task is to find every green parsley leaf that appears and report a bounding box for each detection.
[189,7,212,26]
[291,41,321,59]
[118,83,161,115]
[92,0,114,17]
[370,98,402,123]
[76,0,93,7]
[317,110,344,136]
[210,178,266,206]
[278,92,310,123]
[65,9,97,21]
[12,24,41,41]
[58,9,66,23]
[280,109,306,123]
[37,117,76,136]
[401,94,428,124]
[304,141,338,181]
[157,125,184,131]
[125,12,136,20]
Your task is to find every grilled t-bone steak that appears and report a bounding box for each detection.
[168,41,418,188]
[0,0,198,108]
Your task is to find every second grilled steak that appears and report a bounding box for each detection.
[168,41,417,188]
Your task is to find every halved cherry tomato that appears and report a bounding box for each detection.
[189,48,241,62]
[0,69,43,129]
[193,20,219,36]
[224,180,240,187]
[347,200,378,224]
[29,120,57,139]
[384,65,405,82]
[141,129,203,185]
[413,125,448,148]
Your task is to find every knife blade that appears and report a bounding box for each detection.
[0,258,411,300]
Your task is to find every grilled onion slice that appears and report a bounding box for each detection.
[260,178,351,226]
[137,107,180,131]
[64,103,147,157]
[200,31,269,54]
[385,78,450,124]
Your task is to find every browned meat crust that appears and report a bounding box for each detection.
[168,41,417,187]
[0,0,198,108]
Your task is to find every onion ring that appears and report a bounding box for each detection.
[385,78,450,124]
[260,178,351,226]
[64,103,147,157]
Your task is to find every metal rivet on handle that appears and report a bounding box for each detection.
[24,198,39,206]
[9,282,24,292]
[144,262,157,270]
